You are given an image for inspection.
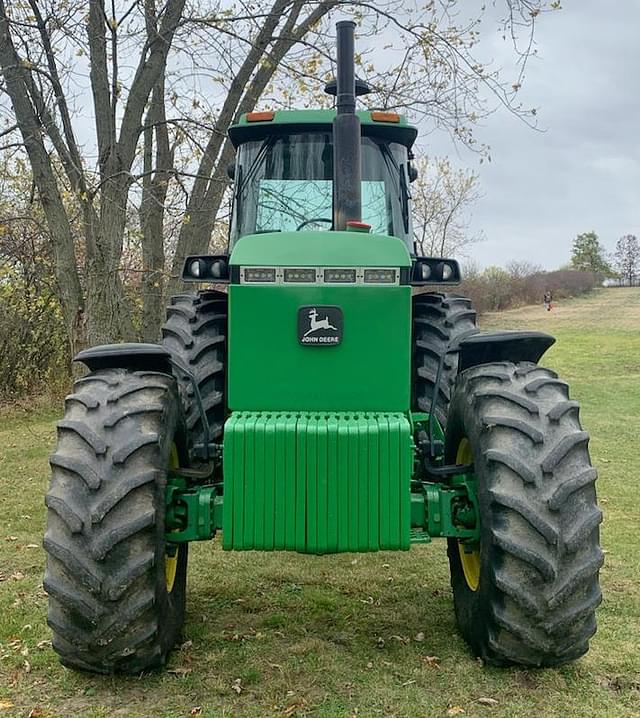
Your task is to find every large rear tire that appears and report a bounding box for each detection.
[44,369,188,673]
[412,292,477,428]
[445,361,603,666]
[161,291,227,449]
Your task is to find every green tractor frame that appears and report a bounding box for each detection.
[44,22,603,674]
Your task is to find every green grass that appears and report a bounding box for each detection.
[1,289,639,717]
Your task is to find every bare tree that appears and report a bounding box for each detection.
[412,156,482,257]
[0,0,185,348]
[614,234,640,286]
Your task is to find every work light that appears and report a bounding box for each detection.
[243,267,277,283]
[284,268,316,283]
[324,268,357,283]
[363,268,397,284]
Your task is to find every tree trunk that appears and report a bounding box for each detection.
[0,0,85,358]
[140,79,173,341]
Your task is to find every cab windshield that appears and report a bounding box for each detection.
[230,132,411,247]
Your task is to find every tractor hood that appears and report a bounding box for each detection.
[227,230,412,413]
[229,230,412,268]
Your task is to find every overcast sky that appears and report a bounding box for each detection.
[419,1,640,269]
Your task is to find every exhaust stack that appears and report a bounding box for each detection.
[332,21,361,230]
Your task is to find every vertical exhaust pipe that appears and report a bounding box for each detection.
[333,21,361,230]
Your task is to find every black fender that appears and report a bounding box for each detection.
[74,343,173,374]
[456,330,555,372]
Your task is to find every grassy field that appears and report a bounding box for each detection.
[0,288,639,718]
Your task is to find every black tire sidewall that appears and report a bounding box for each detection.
[445,386,502,660]
[155,383,189,655]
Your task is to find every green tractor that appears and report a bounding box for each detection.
[44,22,603,674]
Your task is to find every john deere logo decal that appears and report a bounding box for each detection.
[298,306,343,345]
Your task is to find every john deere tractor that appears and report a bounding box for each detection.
[44,22,603,674]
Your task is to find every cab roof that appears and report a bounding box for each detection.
[228,109,418,148]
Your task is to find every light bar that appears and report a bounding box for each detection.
[239,266,401,285]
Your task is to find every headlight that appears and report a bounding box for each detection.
[441,263,453,281]
[417,262,431,281]
[188,258,205,279]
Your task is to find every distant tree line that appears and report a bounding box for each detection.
[570,230,639,286]
[459,261,600,315]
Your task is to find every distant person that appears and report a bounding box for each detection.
[543,290,553,312]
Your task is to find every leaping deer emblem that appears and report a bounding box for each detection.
[303,308,338,337]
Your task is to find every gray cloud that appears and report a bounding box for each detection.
[415,1,640,269]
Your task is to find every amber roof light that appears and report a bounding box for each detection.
[246,111,275,122]
[371,111,400,123]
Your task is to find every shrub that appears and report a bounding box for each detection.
[459,264,599,316]
[0,264,69,402]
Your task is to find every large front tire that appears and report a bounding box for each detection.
[445,361,603,666]
[44,369,188,673]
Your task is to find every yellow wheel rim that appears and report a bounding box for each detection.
[456,438,481,591]
[165,443,180,593]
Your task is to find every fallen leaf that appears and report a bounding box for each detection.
[423,655,441,668]
[10,572,25,581]
[401,679,416,687]
[282,699,308,717]
[24,659,32,673]
[5,536,18,542]
[390,635,410,645]
[447,707,465,717]
[167,667,192,676]
[190,708,203,717]
[477,697,499,706]
[28,707,44,718]
[26,544,39,549]
[36,640,51,650]
[232,677,242,694]
[366,661,373,669]
[180,640,193,651]
[376,637,385,648]
[414,631,425,642]
[0,700,14,710]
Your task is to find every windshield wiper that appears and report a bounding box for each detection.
[380,143,411,234]
[238,135,277,198]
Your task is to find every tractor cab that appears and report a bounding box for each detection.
[227,110,418,248]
